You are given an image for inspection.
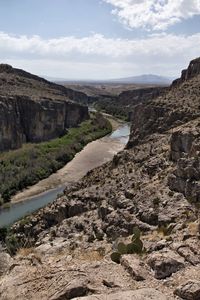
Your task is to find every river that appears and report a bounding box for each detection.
[0,123,130,227]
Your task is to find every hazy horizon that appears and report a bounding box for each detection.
[0,0,200,80]
[44,73,174,83]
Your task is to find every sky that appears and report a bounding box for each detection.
[0,0,200,80]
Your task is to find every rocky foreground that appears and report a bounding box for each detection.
[1,58,200,299]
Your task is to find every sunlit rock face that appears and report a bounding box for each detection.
[0,65,89,151]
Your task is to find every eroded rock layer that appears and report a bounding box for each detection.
[128,58,200,147]
[0,65,89,151]
[1,58,200,299]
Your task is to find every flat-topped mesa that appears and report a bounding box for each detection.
[172,57,200,86]
[0,65,89,152]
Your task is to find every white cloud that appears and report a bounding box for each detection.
[0,31,200,79]
[103,0,200,30]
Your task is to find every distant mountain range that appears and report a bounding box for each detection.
[109,74,173,85]
[44,74,173,86]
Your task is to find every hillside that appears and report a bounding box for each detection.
[62,82,158,97]
[1,58,200,299]
[95,86,168,121]
[63,81,169,121]
[0,64,88,102]
[128,58,200,147]
[0,64,89,151]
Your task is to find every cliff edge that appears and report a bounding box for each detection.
[0,65,89,151]
[1,58,200,299]
[128,58,200,148]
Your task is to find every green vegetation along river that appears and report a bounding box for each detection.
[0,122,130,227]
[0,113,111,204]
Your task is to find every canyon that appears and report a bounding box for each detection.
[1,58,200,299]
[64,80,168,121]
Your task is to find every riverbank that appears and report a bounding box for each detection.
[11,115,127,204]
[0,113,111,205]
[0,121,129,227]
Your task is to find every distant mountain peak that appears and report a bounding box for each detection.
[110,74,172,85]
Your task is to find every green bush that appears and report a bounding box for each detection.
[0,227,8,242]
[110,227,144,264]
[0,113,112,205]
[6,234,20,255]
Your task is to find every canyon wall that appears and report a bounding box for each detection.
[127,58,200,147]
[2,58,200,300]
[93,86,168,121]
[0,65,89,152]
[172,57,200,87]
[0,96,89,151]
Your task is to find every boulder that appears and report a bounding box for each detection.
[98,200,113,220]
[0,252,13,276]
[176,245,200,265]
[138,208,158,226]
[147,250,185,279]
[174,280,200,300]
[49,279,89,300]
[170,131,194,162]
[120,255,149,281]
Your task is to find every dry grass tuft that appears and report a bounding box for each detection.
[17,247,34,256]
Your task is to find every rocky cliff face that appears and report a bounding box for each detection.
[172,57,200,86]
[168,121,200,203]
[118,86,167,106]
[0,65,89,151]
[118,86,168,120]
[63,79,168,121]
[128,58,200,147]
[1,58,200,300]
[93,86,167,121]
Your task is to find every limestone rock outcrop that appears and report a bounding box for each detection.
[147,250,185,279]
[174,280,200,300]
[89,86,168,121]
[128,58,200,147]
[1,58,200,300]
[0,65,89,151]
[168,120,200,203]
[172,57,200,86]
[0,252,13,276]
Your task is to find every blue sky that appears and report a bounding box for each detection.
[0,0,200,79]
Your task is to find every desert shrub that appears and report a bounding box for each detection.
[0,113,112,204]
[6,234,20,255]
[0,227,8,242]
[111,227,144,264]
